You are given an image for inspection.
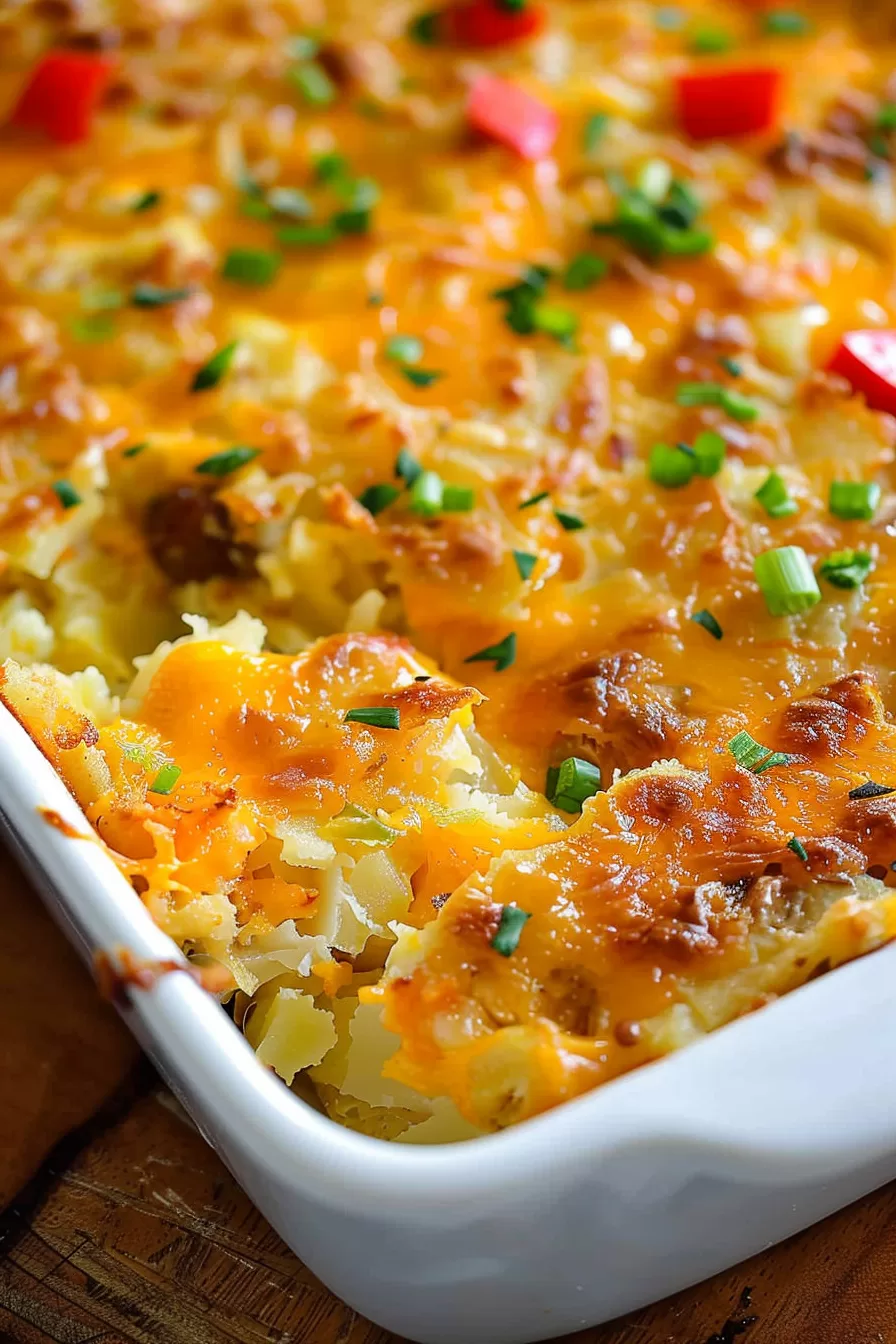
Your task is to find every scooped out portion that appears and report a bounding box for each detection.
[0,614,561,1140]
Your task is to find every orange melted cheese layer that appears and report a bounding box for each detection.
[376,673,896,1127]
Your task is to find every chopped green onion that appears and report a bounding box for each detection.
[81,286,123,312]
[122,441,149,458]
[877,102,896,131]
[367,291,384,307]
[359,482,400,515]
[532,302,578,346]
[288,62,336,106]
[286,34,321,61]
[848,780,895,800]
[754,546,820,616]
[132,189,162,213]
[400,367,443,388]
[692,430,726,478]
[676,382,758,421]
[583,111,610,155]
[637,158,673,204]
[69,314,115,342]
[718,355,742,377]
[490,904,531,957]
[464,632,517,672]
[592,178,713,262]
[442,484,474,512]
[314,152,349,183]
[332,207,373,235]
[787,836,809,862]
[386,335,424,365]
[51,479,81,509]
[320,803,400,846]
[344,706,401,730]
[545,756,602,812]
[395,448,423,486]
[554,510,585,531]
[277,222,338,246]
[131,283,191,308]
[409,470,444,517]
[195,445,261,477]
[266,186,313,219]
[828,481,880,521]
[513,550,537,581]
[408,10,441,43]
[562,254,608,290]
[690,25,733,53]
[221,248,281,285]
[148,762,182,795]
[691,608,723,640]
[241,196,273,221]
[755,470,798,519]
[818,548,874,590]
[763,10,811,35]
[191,340,239,393]
[727,730,791,774]
[649,442,694,489]
[519,490,549,510]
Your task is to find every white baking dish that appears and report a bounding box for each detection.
[3,699,896,1344]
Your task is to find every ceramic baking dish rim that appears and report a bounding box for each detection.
[4,698,896,1217]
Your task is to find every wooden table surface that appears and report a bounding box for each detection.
[2,844,896,1344]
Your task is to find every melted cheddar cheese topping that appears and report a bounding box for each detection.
[3,0,896,1133]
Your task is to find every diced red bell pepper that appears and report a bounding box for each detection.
[467,75,558,160]
[828,330,896,416]
[445,1,546,47]
[676,66,784,141]
[10,50,115,145]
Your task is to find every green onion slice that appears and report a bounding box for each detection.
[583,111,610,154]
[755,470,798,519]
[409,470,444,517]
[131,283,192,308]
[288,62,336,106]
[123,441,149,458]
[195,445,261,476]
[442,484,474,512]
[191,341,239,392]
[554,510,585,531]
[563,254,608,291]
[818,548,873,590]
[464,632,517,672]
[148,762,182,795]
[727,730,791,775]
[545,756,602,812]
[401,367,443,388]
[753,546,820,616]
[787,836,809,861]
[519,490,549,510]
[344,706,400,730]
[828,481,880,521]
[490,904,531,957]
[221,248,281,285]
[513,550,537,581]
[395,448,423,486]
[132,189,162,213]
[386,335,424,365]
[649,442,694,489]
[848,780,895,800]
[763,10,811,35]
[691,608,723,639]
[51,479,81,509]
[359,483,400,515]
[676,382,758,422]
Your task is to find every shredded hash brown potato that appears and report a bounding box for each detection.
[3,0,896,1137]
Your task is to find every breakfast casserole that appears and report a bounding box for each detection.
[3,0,896,1137]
